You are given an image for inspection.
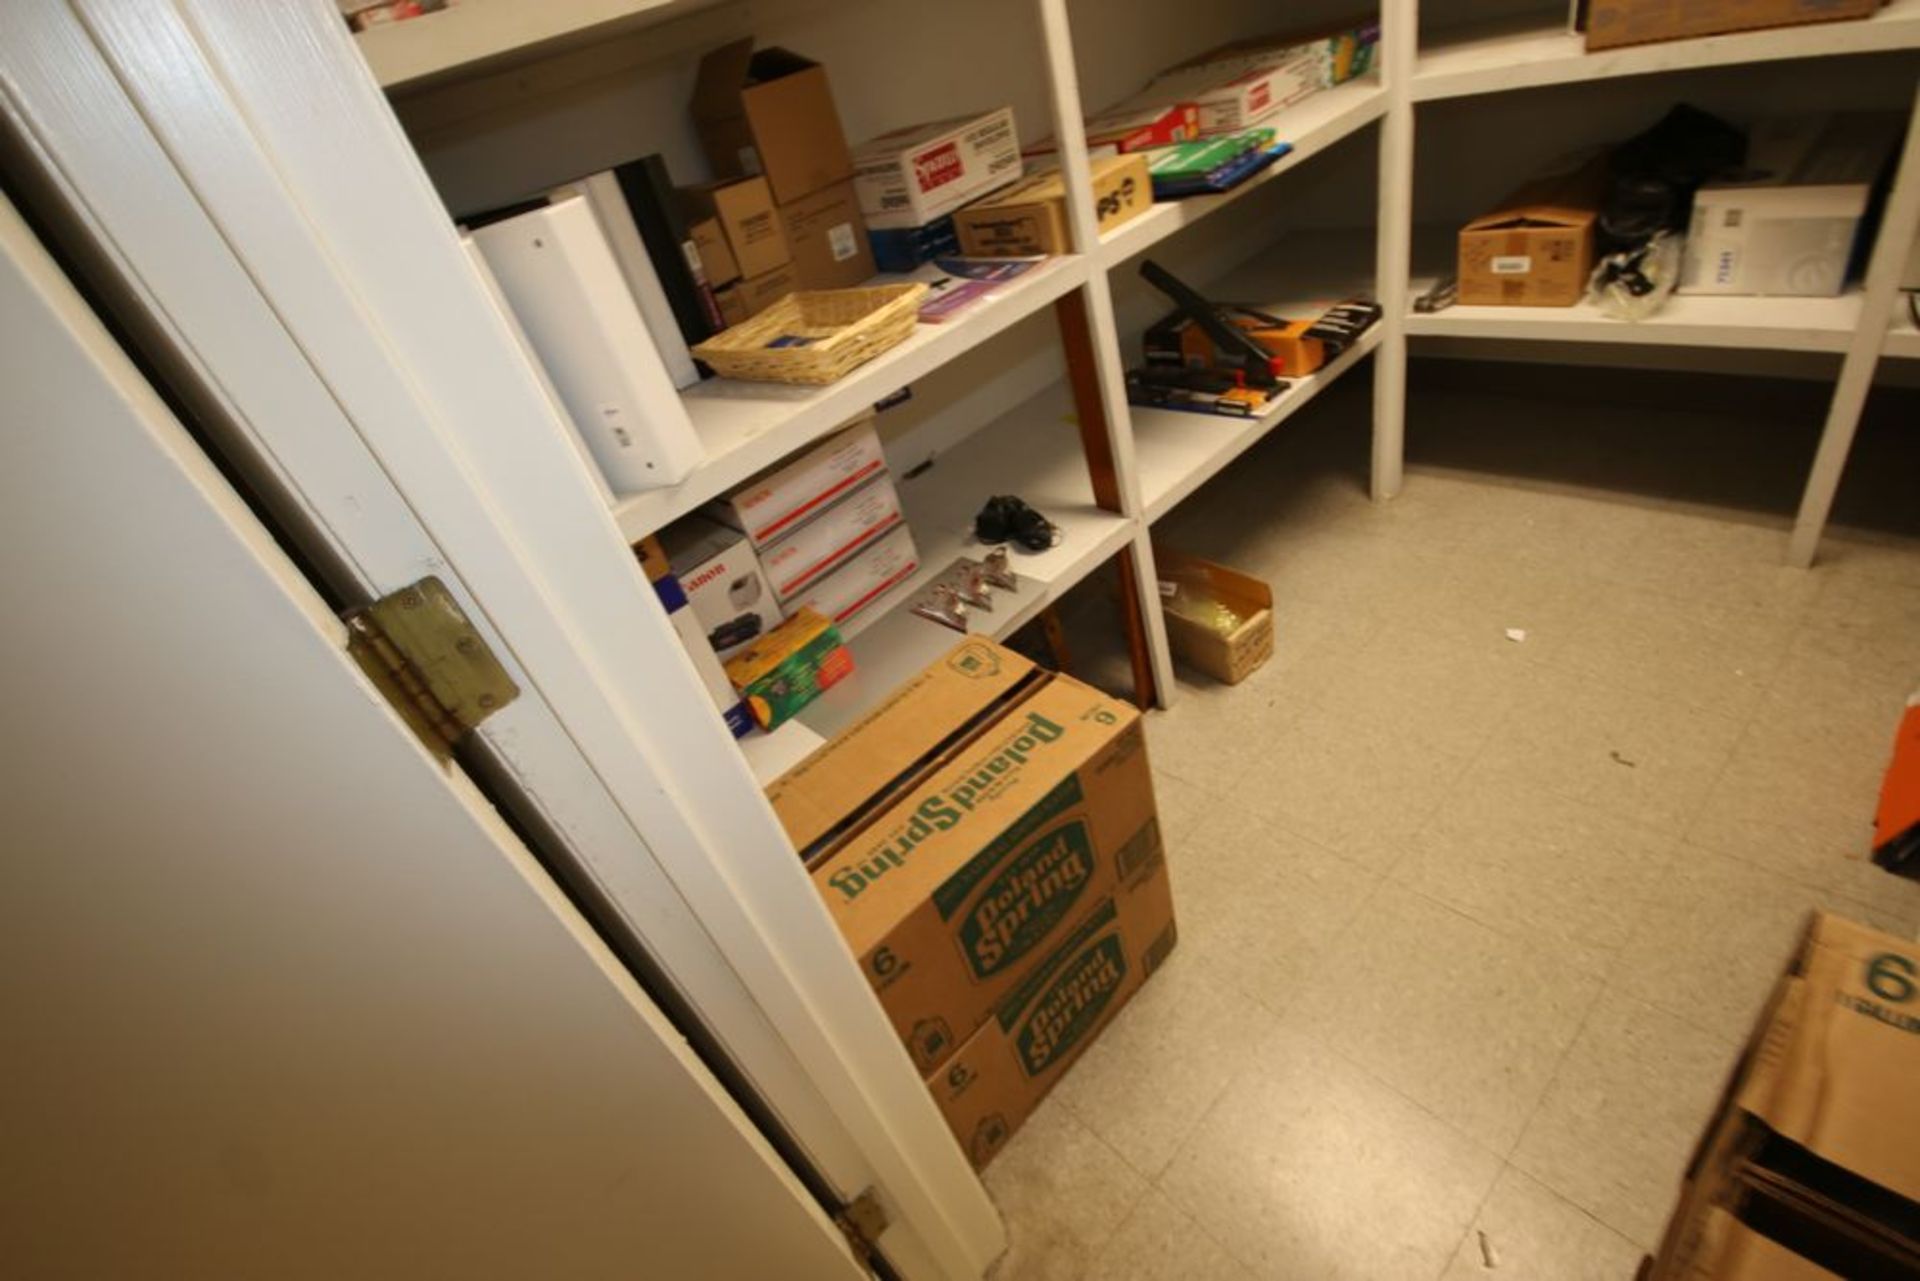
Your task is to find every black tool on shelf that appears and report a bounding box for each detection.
[1139,259,1284,390]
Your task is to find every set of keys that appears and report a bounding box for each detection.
[910,546,1020,632]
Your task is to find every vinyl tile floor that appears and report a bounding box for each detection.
[980,368,1920,1281]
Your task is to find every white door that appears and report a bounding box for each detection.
[0,195,869,1280]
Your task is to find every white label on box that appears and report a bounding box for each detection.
[828,222,857,262]
[1491,255,1532,275]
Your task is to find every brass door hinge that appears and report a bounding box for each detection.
[833,1188,890,1268]
[345,576,518,758]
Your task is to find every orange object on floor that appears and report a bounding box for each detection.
[1874,695,1920,877]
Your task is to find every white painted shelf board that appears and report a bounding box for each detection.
[801,381,1134,742]
[1405,228,1863,353]
[738,718,826,785]
[1413,0,1920,101]
[1137,330,1381,521]
[612,254,1090,542]
[356,0,728,90]
[1097,77,1387,268]
[1887,297,1920,360]
[1129,228,1381,520]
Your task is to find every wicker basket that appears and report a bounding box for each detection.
[692,284,928,386]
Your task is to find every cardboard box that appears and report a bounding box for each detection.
[748,473,905,604]
[1458,156,1607,307]
[718,416,886,547]
[807,666,1160,1071]
[769,639,1042,861]
[1680,114,1901,298]
[1022,102,1200,160]
[1680,1210,1842,1280]
[928,862,1176,1169]
[853,108,1023,229]
[682,178,789,279]
[1153,548,1274,686]
[780,180,876,290]
[715,264,797,327]
[691,41,854,206]
[1132,52,1324,136]
[952,153,1151,257]
[658,515,784,660]
[724,608,853,730]
[1173,16,1380,89]
[1644,912,1920,1280]
[1584,0,1878,50]
[786,521,920,634]
[689,217,741,288]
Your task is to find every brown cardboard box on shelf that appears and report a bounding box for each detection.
[1643,911,1920,1280]
[683,177,789,279]
[927,859,1176,1170]
[1154,548,1274,686]
[780,180,876,289]
[801,647,1163,1072]
[1457,155,1607,307]
[952,153,1151,257]
[715,264,797,327]
[691,40,854,206]
[689,217,741,288]
[1584,0,1878,51]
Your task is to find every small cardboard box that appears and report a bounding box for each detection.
[689,217,741,288]
[1644,912,1920,1280]
[1458,156,1607,307]
[1153,548,1274,686]
[748,473,906,605]
[683,178,789,279]
[786,521,920,633]
[691,41,854,206]
[719,415,886,547]
[769,639,1041,862]
[928,861,1176,1170]
[658,515,785,660]
[1680,113,1901,298]
[723,608,853,730]
[716,264,797,327]
[1585,0,1877,50]
[806,664,1160,1071]
[853,108,1023,229]
[952,153,1151,257]
[780,180,876,290]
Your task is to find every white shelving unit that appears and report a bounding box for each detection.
[1412,0,1920,101]
[354,0,1920,746]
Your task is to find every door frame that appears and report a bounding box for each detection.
[0,2,1001,1277]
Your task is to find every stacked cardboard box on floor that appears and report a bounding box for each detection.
[692,41,875,293]
[1642,911,1920,1279]
[768,639,1177,1169]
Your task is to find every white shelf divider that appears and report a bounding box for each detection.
[1413,0,1920,102]
[1097,77,1387,268]
[612,254,1089,542]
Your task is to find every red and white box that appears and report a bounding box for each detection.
[1022,102,1200,160]
[853,108,1022,230]
[750,474,905,606]
[1133,53,1322,135]
[788,523,920,631]
[717,415,887,548]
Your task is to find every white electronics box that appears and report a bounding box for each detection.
[715,415,886,547]
[470,196,706,491]
[659,516,785,660]
[1681,113,1902,297]
[725,473,905,606]
[853,108,1022,230]
[787,522,921,631]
